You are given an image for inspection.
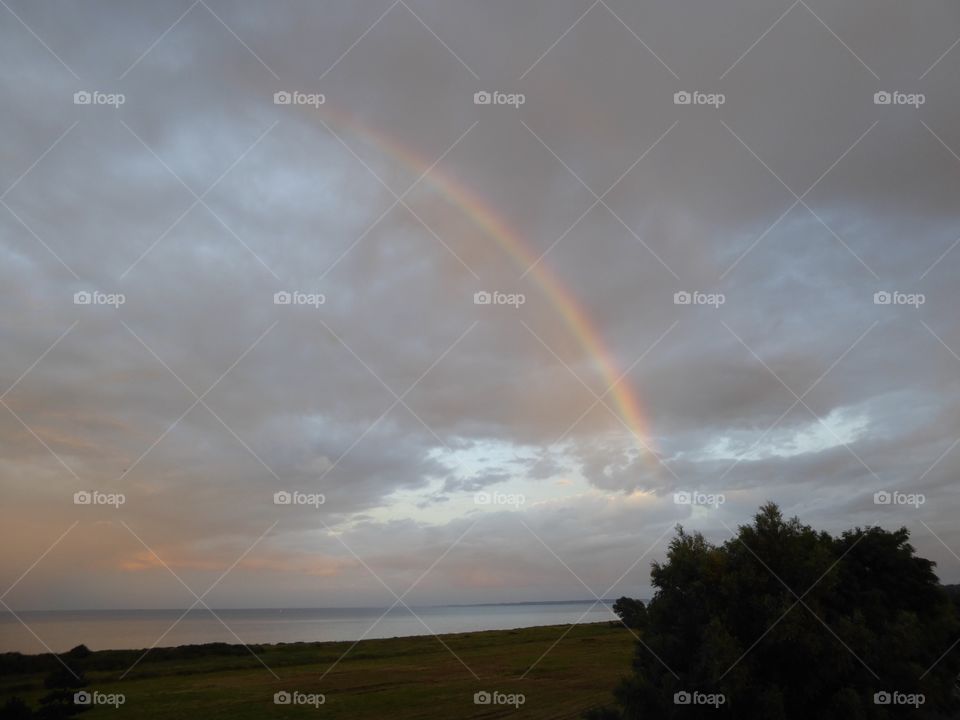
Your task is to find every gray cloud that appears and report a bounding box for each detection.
[2,0,960,610]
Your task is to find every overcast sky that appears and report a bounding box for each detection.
[2,0,960,615]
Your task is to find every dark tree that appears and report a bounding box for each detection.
[612,597,647,630]
[62,646,90,661]
[589,503,960,720]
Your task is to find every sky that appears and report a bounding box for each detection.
[1,0,960,612]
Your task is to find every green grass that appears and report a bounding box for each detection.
[1,622,634,718]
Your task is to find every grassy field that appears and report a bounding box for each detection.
[1,622,633,718]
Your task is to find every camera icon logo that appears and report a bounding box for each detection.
[274,691,291,705]
[274,291,292,305]
[73,91,92,105]
[673,91,692,105]
[674,291,691,305]
[474,691,491,705]
[474,291,492,305]
[873,91,892,105]
[874,691,891,705]
[474,91,492,105]
[274,91,292,105]
[674,691,692,705]
[873,291,891,305]
[274,491,292,505]
[474,492,491,505]
[673,491,692,505]
[73,691,92,705]
[873,491,891,505]
[74,491,92,505]
[74,291,92,305]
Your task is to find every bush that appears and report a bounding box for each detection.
[612,597,647,630]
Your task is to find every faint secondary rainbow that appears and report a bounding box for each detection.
[305,106,655,457]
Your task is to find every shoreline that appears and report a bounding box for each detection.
[0,603,620,655]
[1,619,621,659]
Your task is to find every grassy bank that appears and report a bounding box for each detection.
[1,622,633,718]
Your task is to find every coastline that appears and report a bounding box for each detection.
[0,602,619,655]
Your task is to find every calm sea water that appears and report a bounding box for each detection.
[0,602,618,654]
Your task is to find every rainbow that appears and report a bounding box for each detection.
[301,106,655,457]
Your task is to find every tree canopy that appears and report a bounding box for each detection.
[612,597,647,630]
[590,503,960,719]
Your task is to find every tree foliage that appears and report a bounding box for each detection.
[612,597,647,630]
[590,503,960,719]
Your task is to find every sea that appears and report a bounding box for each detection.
[0,601,619,654]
